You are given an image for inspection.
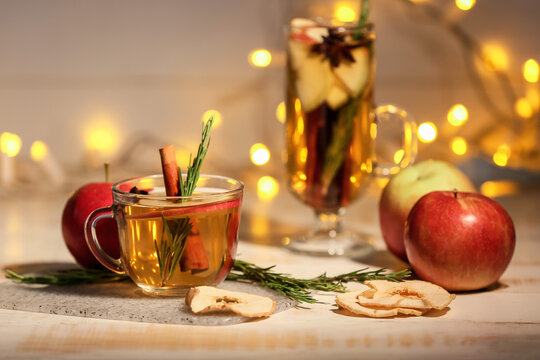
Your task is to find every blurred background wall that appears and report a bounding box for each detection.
[1,0,539,189]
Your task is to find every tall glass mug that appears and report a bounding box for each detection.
[285,20,417,257]
[85,174,243,296]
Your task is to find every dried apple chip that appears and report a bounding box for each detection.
[365,280,456,310]
[185,286,276,318]
[335,290,426,318]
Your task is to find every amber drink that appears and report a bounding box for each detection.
[86,174,243,296]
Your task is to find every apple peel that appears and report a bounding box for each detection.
[185,286,276,318]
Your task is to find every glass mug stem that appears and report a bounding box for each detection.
[85,206,124,274]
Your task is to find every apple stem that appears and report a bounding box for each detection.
[104,163,110,183]
[453,189,458,198]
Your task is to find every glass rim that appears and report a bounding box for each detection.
[112,173,244,202]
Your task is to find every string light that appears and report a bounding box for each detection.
[0,132,22,157]
[257,176,279,201]
[523,59,539,83]
[418,122,437,143]
[250,143,270,166]
[450,137,468,155]
[202,109,222,128]
[447,104,468,126]
[84,114,119,155]
[493,144,511,167]
[248,49,272,68]
[335,4,357,22]
[30,140,48,161]
[514,98,533,119]
[455,0,476,11]
[482,44,508,72]
[276,101,286,123]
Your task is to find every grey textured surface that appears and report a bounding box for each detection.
[0,280,296,326]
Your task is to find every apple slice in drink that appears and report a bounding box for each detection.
[290,18,328,43]
[296,55,333,113]
[326,82,349,110]
[288,38,311,71]
[332,47,370,98]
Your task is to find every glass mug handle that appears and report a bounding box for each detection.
[372,104,418,177]
[84,206,125,274]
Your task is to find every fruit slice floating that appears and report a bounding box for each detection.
[295,55,333,113]
[126,198,242,220]
[332,47,370,98]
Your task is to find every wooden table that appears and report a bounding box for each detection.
[1,182,539,359]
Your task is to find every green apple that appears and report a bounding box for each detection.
[379,160,476,261]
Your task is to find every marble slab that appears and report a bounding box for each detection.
[0,279,296,326]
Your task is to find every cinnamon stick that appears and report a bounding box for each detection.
[159,144,209,273]
[159,145,179,196]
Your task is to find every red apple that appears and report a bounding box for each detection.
[404,191,515,291]
[61,182,120,268]
[379,160,476,261]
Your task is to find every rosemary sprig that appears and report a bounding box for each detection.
[155,116,214,284]
[5,260,411,304]
[228,260,411,304]
[4,269,129,285]
[359,0,370,26]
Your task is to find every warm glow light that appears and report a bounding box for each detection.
[418,122,437,143]
[370,123,377,139]
[480,181,519,198]
[526,88,539,111]
[335,4,357,22]
[455,0,475,11]
[447,104,468,126]
[0,132,22,157]
[393,149,404,164]
[451,137,468,155]
[250,143,270,166]
[294,98,302,115]
[257,176,279,201]
[30,140,48,161]
[493,144,511,167]
[299,147,308,163]
[202,109,222,128]
[249,49,272,68]
[276,101,286,123]
[523,59,539,83]
[514,98,533,119]
[482,44,508,72]
[84,115,118,154]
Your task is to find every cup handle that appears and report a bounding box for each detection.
[372,104,418,177]
[84,206,125,274]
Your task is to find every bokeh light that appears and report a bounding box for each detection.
[393,149,404,164]
[250,143,270,166]
[447,104,468,126]
[335,4,356,22]
[257,176,279,201]
[418,122,437,143]
[276,101,286,123]
[493,144,511,167]
[84,115,119,155]
[0,132,22,157]
[523,59,539,83]
[30,140,48,161]
[455,0,476,11]
[482,44,508,72]
[480,181,519,198]
[202,109,222,128]
[249,49,272,68]
[450,137,468,155]
[514,98,533,119]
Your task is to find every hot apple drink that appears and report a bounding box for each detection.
[286,20,375,212]
[114,190,241,295]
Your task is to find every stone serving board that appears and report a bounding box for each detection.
[0,279,296,326]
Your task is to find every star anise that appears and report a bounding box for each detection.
[311,29,363,67]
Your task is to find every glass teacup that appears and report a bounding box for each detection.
[85,174,243,296]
